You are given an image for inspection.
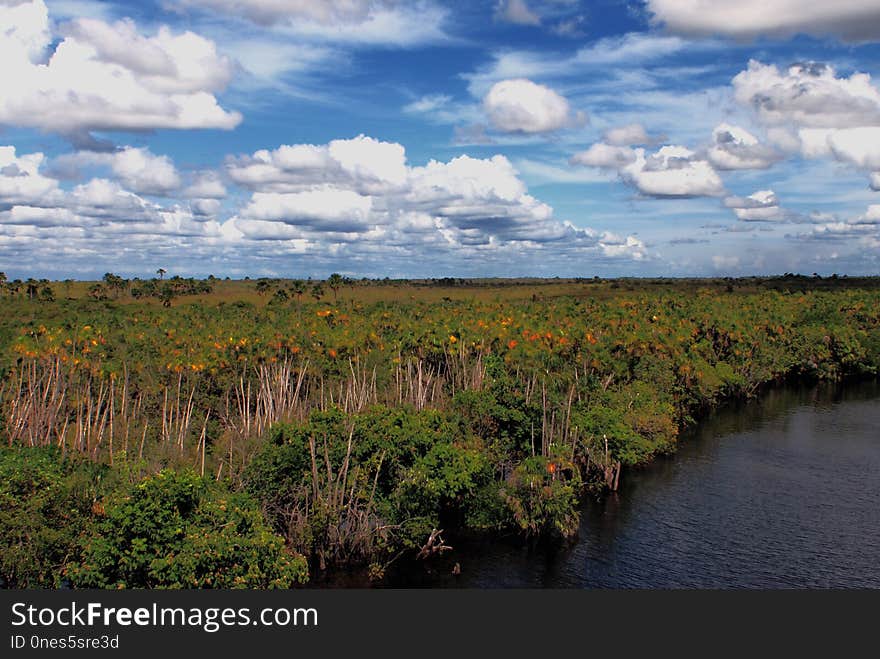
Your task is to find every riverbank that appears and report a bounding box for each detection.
[370,379,880,588]
[1,278,879,587]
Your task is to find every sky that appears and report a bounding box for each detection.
[1,0,880,280]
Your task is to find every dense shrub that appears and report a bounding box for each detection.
[0,447,102,587]
[68,470,307,588]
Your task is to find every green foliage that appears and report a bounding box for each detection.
[2,277,880,583]
[69,470,307,589]
[0,447,103,588]
[503,456,581,537]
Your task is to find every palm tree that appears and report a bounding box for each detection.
[310,283,324,301]
[103,272,128,299]
[327,273,343,302]
[290,280,305,305]
[25,278,39,300]
[156,268,166,280]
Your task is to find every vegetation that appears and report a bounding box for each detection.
[1,274,878,587]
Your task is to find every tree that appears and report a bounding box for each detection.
[88,283,108,300]
[103,272,127,299]
[290,280,305,305]
[156,268,166,280]
[270,288,289,305]
[25,278,39,300]
[310,283,324,301]
[327,273,344,302]
[255,278,272,296]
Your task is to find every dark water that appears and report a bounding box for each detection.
[387,380,880,588]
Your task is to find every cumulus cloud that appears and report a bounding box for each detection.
[183,172,228,199]
[621,145,725,198]
[871,172,880,191]
[570,141,725,198]
[569,143,637,169]
[707,123,781,170]
[824,127,880,170]
[856,205,880,224]
[733,61,880,130]
[52,147,182,195]
[0,0,240,139]
[647,0,880,42]
[2,131,647,276]
[0,145,222,241]
[483,78,584,134]
[724,189,794,222]
[733,60,880,184]
[0,146,61,205]
[787,206,880,258]
[226,134,647,262]
[241,189,373,232]
[494,0,541,26]
[227,134,408,193]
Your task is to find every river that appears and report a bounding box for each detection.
[381,379,880,588]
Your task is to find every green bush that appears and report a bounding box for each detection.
[69,470,307,589]
[0,447,102,588]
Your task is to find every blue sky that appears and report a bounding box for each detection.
[1,0,880,279]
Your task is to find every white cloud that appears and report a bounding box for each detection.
[871,172,880,191]
[0,146,61,205]
[0,1,240,137]
[180,0,448,47]
[733,61,880,130]
[622,145,725,198]
[227,134,647,261]
[733,60,880,185]
[190,198,222,217]
[647,0,880,42]
[483,78,582,134]
[0,146,223,246]
[227,134,408,193]
[241,188,373,231]
[600,234,647,259]
[464,32,699,97]
[494,0,540,26]
[53,147,182,195]
[178,0,378,26]
[183,172,228,199]
[825,127,880,170]
[403,94,452,115]
[724,189,793,222]
[853,204,880,224]
[707,123,781,170]
[603,123,660,146]
[1,0,50,61]
[569,143,637,169]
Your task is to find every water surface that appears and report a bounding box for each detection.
[387,380,880,588]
